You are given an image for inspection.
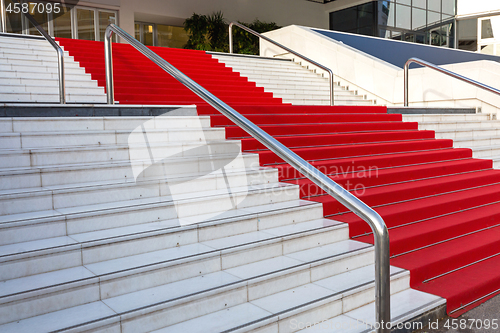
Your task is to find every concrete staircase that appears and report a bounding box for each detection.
[0,111,443,332]
[211,53,376,106]
[0,34,106,103]
[403,113,500,168]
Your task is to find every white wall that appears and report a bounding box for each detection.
[116,0,328,41]
[457,0,500,18]
[262,25,500,114]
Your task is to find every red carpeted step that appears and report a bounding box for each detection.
[337,182,500,237]
[274,149,474,180]
[391,225,500,287]
[294,160,495,199]
[410,253,500,317]
[209,113,403,126]
[241,130,435,151]
[225,122,419,139]
[196,104,389,115]
[257,139,453,165]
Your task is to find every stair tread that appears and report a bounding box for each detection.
[0,301,116,333]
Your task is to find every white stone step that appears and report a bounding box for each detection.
[0,92,106,103]
[470,144,500,159]
[0,217,350,325]
[0,165,276,215]
[0,47,70,57]
[417,120,500,131]
[453,135,500,148]
[0,76,97,88]
[0,71,91,80]
[0,235,377,329]
[0,85,104,95]
[145,265,410,333]
[403,114,489,122]
[0,58,82,68]
[433,127,500,139]
[0,52,73,62]
[0,181,298,247]
[0,63,85,74]
[0,114,206,133]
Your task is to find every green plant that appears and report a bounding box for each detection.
[183,12,280,55]
[183,11,228,52]
[232,20,280,54]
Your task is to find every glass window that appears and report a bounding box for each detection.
[379,28,391,38]
[99,11,116,42]
[397,0,411,5]
[413,0,426,9]
[157,25,189,48]
[415,33,426,43]
[135,23,141,41]
[76,8,95,40]
[412,7,426,30]
[358,2,375,28]
[428,10,441,26]
[428,0,441,12]
[27,3,49,36]
[395,4,411,30]
[442,0,455,15]
[142,23,154,46]
[330,6,357,31]
[379,1,395,28]
[482,19,494,39]
[4,0,23,34]
[52,4,73,39]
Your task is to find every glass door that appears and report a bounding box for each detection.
[135,22,155,46]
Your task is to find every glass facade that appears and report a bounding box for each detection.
[1,0,117,42]
[135,22,189,48]
[330,0,456,48]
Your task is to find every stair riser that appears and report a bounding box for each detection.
[0,86,103,95]
[0,168,277,215]
[116,250,407,333]
[435,129,500,139]
[0,78,99,88]
[403,115,490,122]
[4,116,208,133]
[0,153,259,190]
[0,65,85,74]
[0,129,227,151]
[0,71,90,80]
[0,199,322,248]
[0,94,107,103]
[419,123,500,130]
[0,227,351,325]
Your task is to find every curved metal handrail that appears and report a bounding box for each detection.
[404,57,500,107]
[8,0,65,104]
[104,23,390,332]
[229,21,335,106]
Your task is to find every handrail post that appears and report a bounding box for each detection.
[328,70,334,106]
[229,23,233,54]
[105,26,114,104]
[105,24,390,332]
[228,21,335,106]
[1,0,6,33]
[56,48,66,104]
[404,62,409,107]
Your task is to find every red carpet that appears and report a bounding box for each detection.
[58,38,500,317]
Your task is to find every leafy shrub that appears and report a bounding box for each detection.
[183,12,280,55]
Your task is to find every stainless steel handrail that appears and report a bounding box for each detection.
[0,0,7,33]
[9,0,65,104]
[104,23,390,332]
[404,57,500,107]
[228,21,335,106]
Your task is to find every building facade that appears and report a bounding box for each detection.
[0,0,498,55]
